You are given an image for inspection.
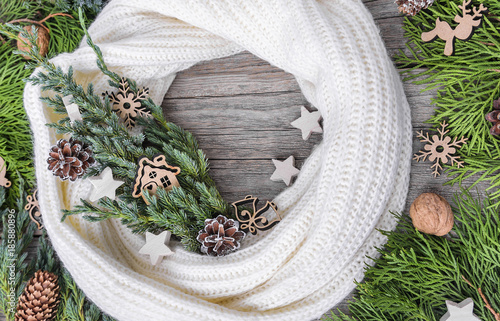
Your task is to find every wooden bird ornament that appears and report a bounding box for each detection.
[421,0,487,56]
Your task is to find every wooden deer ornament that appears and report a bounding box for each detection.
[421,0,487,56]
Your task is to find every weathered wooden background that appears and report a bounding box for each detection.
[2,0,488,320]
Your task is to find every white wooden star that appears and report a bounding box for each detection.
[139,231,174,265]
[88,167,124,202]
[290,106,322,140]
[270,156,300,186]
[62,95,82,123]
[440,298,480,321]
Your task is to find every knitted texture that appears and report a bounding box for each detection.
[24,0,412,320]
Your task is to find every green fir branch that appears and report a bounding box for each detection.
[0,184,36,320]
[0,0,99,208]
[12,9,230,251]
[33,234,115,321]
[396,0,500,207]
[0,182,115,321]
[325,191,500,321]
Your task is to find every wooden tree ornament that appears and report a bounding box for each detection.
[231,195,282,235]
[132,155,181,204]
[421,0,487,56]
[0,156,11,188]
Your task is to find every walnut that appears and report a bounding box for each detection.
[409,193,454,236]
[17,25,49,60]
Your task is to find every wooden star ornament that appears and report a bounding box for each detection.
[290,106,322,140]
[270,156,300,186]
[62,95,82,123]
[139,231,174,265]
[88,167,124,202]
[440,298,480,321]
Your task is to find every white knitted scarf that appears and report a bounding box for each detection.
[24,0,412,320]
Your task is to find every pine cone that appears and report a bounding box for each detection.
[395,0,434,16]
[47,138,95,181]
[15,270,60,321]
[197,215,246,256]
[486,98,500,135]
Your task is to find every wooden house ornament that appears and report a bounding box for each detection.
[132,155,181,203]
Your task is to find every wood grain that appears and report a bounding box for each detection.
[1,0,490,320]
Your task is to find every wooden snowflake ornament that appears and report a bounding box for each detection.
[105,78,150,129]
[413,122,467,177]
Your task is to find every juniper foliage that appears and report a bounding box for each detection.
[0,0,99,208]
[0,182,116,321]
[396,0,500,206]
[0,184,36,320]
[325,191,500,321]
[9,10,230,251]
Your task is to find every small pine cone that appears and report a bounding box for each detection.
[47,138,95,181]
[487,98,500,135]
[197,215,246,256]
[15,270,60,321]
[395,0,434,16]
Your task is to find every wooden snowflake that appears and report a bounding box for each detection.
[413,121,467,177]
[105,78,150,129]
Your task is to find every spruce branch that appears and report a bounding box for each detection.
[14,9,231,250]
